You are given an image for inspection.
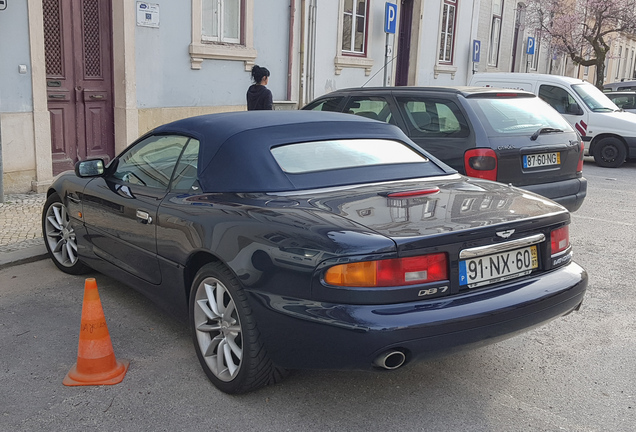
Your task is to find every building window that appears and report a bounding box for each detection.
[342,0,368,54]
[202,0,241,44]
[489,0,503,67]
[335,0,373,75]
[439,0,457,64]
[189,0,256,70]
[616,46,622,79]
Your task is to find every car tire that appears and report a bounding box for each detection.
[42,192,91,275]
[593,137,627,168]
[189,262,287,394]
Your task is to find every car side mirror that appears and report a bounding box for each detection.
[75,159,105,178]
[566,103,584,116]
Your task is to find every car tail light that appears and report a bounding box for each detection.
[551,226,570,255]
[324,253,448,287]
[576,141,584,173]
[386,187,440,198]
[464,148,498,181]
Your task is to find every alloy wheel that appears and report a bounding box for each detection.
[193,277,243,382]
[44,202,79,268]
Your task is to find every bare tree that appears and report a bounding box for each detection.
[527,0,636,88]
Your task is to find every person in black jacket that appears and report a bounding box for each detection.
[247,65,273,111]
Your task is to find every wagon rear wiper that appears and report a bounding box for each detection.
[530,127,563,141]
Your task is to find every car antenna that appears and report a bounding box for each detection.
[361,54,398,88]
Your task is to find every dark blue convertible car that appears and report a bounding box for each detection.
[43,111,587,393]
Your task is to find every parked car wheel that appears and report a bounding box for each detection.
[593,137,626,168]
[42,193,91,275]
[190,262,286,394]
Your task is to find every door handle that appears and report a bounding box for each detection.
[48,94,65,99]
[90,94,104,99]
[136,210,153,224]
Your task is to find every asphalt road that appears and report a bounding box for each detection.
[1,158,635,432]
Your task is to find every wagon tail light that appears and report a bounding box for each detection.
[324,253,448,287]
[550,225,570,255]
[577,141,585,173]
[464,148,498,181]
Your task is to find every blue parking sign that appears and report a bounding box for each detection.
[472,40,481,63]
[527,37,535,55]
[385,3,397,34]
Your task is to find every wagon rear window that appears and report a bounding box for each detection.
[271,139,428,174]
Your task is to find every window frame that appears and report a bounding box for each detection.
[189,0,256,70]
[488,0,504,67]
[201,0,241,44]
[335,0,374,75]
[438,0,458,65]
[341,0,369,55]
[616,46,623,80]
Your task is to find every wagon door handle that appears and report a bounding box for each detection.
[136,210,153,224]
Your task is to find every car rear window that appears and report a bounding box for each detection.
[271,139,428,174]
[467,96,573,135]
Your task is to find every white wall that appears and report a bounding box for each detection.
[0,1,33,113]
[134,1,293,109]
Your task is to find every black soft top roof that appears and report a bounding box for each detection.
[152,111,452,193]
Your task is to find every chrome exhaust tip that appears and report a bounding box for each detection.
[374,350,406,370]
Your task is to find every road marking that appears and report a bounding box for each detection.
[572,215,634,226]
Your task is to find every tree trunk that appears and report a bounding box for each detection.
[595,55,606,89]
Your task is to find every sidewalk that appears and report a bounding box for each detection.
[0,193,49,269]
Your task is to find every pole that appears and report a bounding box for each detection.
[383,33,389,87]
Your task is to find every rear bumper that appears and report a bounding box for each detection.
[248,262,587,370]
[520,177,587,212]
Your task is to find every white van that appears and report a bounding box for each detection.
[470,72,636,168]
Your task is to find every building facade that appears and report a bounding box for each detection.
[0,0,616,194]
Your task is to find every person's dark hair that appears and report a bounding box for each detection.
[251,65,270,84]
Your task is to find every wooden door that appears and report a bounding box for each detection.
[43,0,114,175]
[395,0,413,86]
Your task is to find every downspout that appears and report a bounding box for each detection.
[299,0,306,106]
[308,0,317,102]
[0,113,4,202]
[287,0,296,101]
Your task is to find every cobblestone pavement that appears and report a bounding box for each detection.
[0,193,47,253]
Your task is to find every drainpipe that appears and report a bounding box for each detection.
[0,115,4,203]
[287,0,296,102]
[298,0,306,106]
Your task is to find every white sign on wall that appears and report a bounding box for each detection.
[136,2,160,28]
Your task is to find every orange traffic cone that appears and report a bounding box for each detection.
[63,278,129,386]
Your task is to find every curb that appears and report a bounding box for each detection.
[0,244,49,270]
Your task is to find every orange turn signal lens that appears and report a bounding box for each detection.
[324,253,448,287]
